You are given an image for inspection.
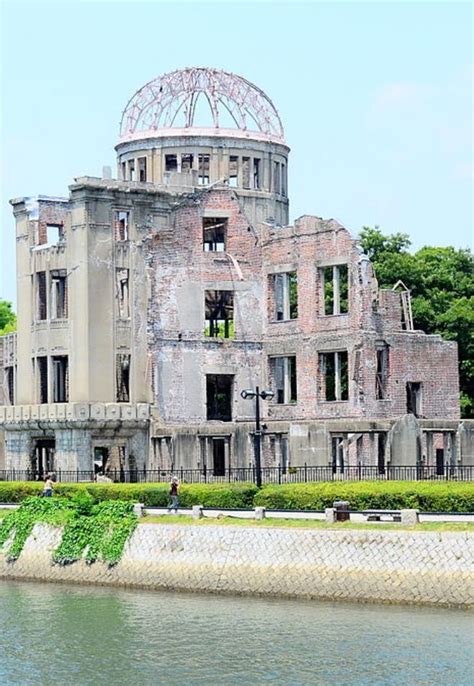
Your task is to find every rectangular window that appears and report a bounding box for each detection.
[46,224,64,244]
[271,356,297,404]
[212,438,226,476]
[322,264,349,315]
[51,271,67,319]
[181,153,193,173]
[205,290,234,338]
[206,374,233,421]
[116,268,130,319]
[242,157,250,189]
[378,433,387,474]
[128,159,135,181]
[5,366,14,405]
[229,156,238,187]
[138,157,147,182]
[253,158,261,189]
[165,154,177,172]
[52,355,68,403]
[320,351,349,401]
[116,354,131,402]
[272,161,281,194]
[37,271,47,320]
[36,356,48,404]
[406,382,422,417]
[203,217,227,252]
[375,343,389,399]
[281,163,287,197]
[198,154,210,185]
[273,272,298,320]
[436,448,444,476]
[121,161,126,180]
[114,211,129,241]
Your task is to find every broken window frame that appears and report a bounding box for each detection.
[375,343,390,400]
[116,268,130,319]
[128,159,136,181]
[406,382,422,417]
[36,271,47,320]
[321,264,349,315]
[138,157,147,182]
[205,290,234,339]
[206,374,234,421]
[271,356,297,404]
[203,217,227,252]
[253,158,261,189]
[198,154,210,185]
[46,224,64,245]
[319,351,349,402]
[50,270,68,320]
[52,355,69,403]
[116,354,131,403]
[181,153,194,173]
[165,154,177,172]
[273,272,298,321]
[114,211,129,241]
[229,156,239,187]
[5,366,15,405]
[36,356,48,404]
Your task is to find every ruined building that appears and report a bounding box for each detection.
[1,67,471,479]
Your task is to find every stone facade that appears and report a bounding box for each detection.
[0,522,472,607]
[0,67,470,477]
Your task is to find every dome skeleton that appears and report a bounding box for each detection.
[120,67,285,141]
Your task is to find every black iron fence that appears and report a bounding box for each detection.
[0,464,473,484]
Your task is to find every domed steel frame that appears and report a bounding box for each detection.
[119,67,285,142]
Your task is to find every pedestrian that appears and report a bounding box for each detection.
[42,473,54,497]
[168,476,180,513]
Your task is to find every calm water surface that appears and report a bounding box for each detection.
[0,580,472,686]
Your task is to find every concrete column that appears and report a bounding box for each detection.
[425,432,433,467]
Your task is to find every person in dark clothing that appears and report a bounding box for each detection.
[168,476,180,513]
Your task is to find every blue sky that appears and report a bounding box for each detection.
[1,0,472,305]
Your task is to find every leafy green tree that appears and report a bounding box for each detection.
[359,227,474,417]
[0,300,16,335]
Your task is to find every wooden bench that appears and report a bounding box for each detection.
[362,510,402,523]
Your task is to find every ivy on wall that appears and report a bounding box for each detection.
[0,496,137,566]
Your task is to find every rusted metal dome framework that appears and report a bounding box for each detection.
[119,67,285,142]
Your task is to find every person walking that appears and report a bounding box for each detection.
[168,476,180,514]
[42,473,54,497]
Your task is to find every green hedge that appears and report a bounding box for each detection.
[254,481,474,513]
[0,481,472,512]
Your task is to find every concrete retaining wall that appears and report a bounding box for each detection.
[0,523,472,607]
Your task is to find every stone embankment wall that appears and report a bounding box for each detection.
[0,523,472,608]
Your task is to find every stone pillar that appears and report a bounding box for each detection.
[5,430,32,471]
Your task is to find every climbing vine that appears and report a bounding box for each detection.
[0,496,137,566]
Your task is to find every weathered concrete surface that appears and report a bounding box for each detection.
[0,523,472,608]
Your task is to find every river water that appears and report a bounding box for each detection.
[0,580,472,686]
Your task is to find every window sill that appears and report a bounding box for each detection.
[319,400,349,404]
[269,318,298,324]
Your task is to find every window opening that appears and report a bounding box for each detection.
[203,217,227,252]
[281,163,287,196]
[375,343,389,399]
[32,439,55,479]
[322,265,349,315]
[253,158,261,189]
[212,438,226,476]
[94,447,110,476]
[229,156,238,187]
[205,290,234,338]
[242,157,250,189]
[198,154,210,185]
[271,356,297,404]
[406,382,422,417]
[52,355,68,403]
[116,354,131,402]
[138,157,147,182]
[5,367,14,405]
[331,436,345,473]
[272,161,281,194]
[181,153,193,173]
[121,161,126,180]
[273,272,297,320]
[206,374,233,421]
[377,433,386,474]
[46,224,64,244]
[51,271,67,319]
[281,435,289,474]
[115,211,129,241]
[37,271,47,320]
[36,356,48,404]
[436,448,444,476]
[320,351,349,401]
[165,154,177,172]
[116,269,130,319]
[128,159,135,181]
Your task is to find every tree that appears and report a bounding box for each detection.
[359,227,474,417]
[0,300,16,335]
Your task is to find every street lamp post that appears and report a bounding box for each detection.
[240,386,274,488]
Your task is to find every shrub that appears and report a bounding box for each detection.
[254,481,474,513]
